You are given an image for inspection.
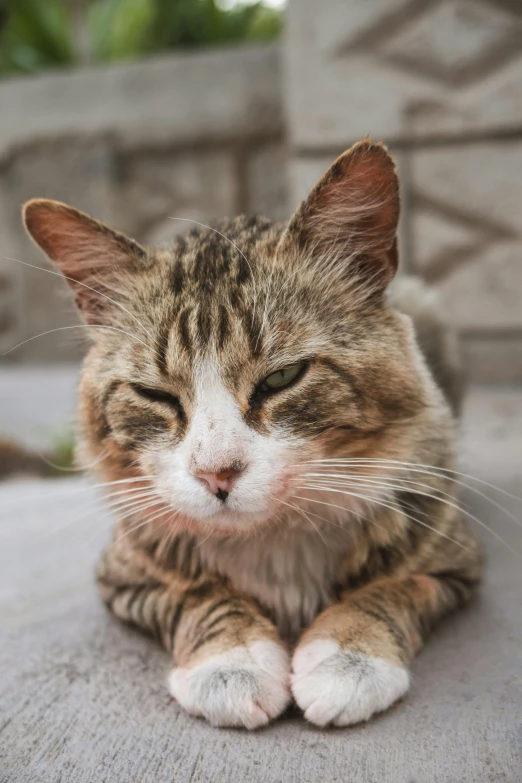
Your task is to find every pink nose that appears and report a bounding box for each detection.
[193,466,244,500]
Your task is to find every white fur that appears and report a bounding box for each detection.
[148,361,294,531]
[291,639,410,726]
[194,522,354,638]
[168,641,291,729]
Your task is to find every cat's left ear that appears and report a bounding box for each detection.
[22,199,146,324]
[280,138,399,287]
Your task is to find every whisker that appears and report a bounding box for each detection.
[115,505,177,544]
[82,503,176,550]
[77,496,172,546]
[273,495,330,548]
[194,527,215,549]
[300,474,468,526]
[295,484,474,553]
[300,470,522,532]
[290,493,393,539]
[303,477,520,555]
[2,324,154,357]
[31,444,110,474]
[283,497,343,528]
[36,491,162,540]
[0,475,159,513]
[299,458,522,502]
[1,484,152,533]
[300,460,522,537]
[102,492,161,515]
[2,254,159,348]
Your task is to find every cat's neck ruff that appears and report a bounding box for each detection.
[194,515,355,639]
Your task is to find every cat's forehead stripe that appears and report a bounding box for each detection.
[177,307,193,353]
[171,260,185,295]
[197,304,212,345]
[170,300,259,362]
[217,304,230,351]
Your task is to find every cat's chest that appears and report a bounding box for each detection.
[194,525,352,637]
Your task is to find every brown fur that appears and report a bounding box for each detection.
[23,139,482,728]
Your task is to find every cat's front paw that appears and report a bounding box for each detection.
[291,639,409,727]
[169,640,291,729]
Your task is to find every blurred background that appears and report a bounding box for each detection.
[0,0,521,470]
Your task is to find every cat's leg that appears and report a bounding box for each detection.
[291,567,480,727]
[98,552,291,729]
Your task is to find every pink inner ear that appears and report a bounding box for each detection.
[25,202,116,282]
[278,141,401,290]
[23,199,145,324]
[313,147,400,256]
[24,199,144,281]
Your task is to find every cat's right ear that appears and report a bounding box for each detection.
[278,139,400,293]
[22,199,146,324]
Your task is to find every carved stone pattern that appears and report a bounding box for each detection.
[287,0,522,146]
[336,0,522,89]
[409,143,522,332]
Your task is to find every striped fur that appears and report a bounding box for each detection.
[23,139,482,729]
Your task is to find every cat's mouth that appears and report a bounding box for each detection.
[194,494,285,532]
[162,499,281,537]
[147,471,297,536]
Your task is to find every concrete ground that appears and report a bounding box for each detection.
[0,364,80,451]
[1,378,521,782]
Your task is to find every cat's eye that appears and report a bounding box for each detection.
[133,385,182,411]
[260,362,306,392]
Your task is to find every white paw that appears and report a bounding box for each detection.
[291,639,409,727]
[168,640,291,729]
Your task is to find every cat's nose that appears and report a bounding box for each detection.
[193,465,245,500]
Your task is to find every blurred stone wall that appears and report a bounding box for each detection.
[2,1,522,383]
[286,0,522,383]
[0,45,286,362]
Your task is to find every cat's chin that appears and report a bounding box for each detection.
[175,505,276,538]
[142,505,270,540]
[195,511,273,537]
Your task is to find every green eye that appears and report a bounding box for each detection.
[261,362,306,391]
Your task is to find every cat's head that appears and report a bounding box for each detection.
[23,139,429,535]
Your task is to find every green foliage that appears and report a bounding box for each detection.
[47,430,77,476]
[88,0,156,62]
[0,0,283,75]
[0,0,74,74]
[146,0,281,50]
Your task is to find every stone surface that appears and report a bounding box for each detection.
[0,364,80,451]
[459,386,522,481]
[1,387,522,782]
[246,142,289,221]
[288,157,333,206]
[460,335,522,385]
[121,150,240,246]
[285,0,522,148]
[0,45,282,160]
[409,143,522,333]
[0,258,23,357]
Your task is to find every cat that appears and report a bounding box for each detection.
[23,139,482,729]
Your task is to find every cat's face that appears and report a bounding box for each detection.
[23,140,427,534]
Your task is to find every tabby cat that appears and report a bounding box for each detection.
[23,139,482,729]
